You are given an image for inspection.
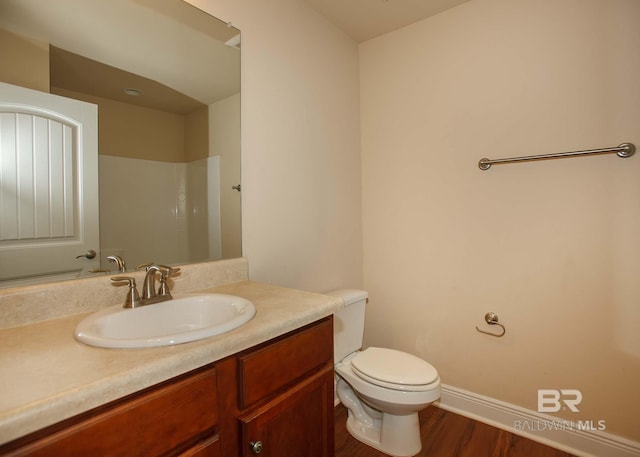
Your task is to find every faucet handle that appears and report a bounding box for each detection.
[157,275,171,298]
[111,276,140,308]
[157,265,181,276]
[156,265,180,297]
[136,262,155,271]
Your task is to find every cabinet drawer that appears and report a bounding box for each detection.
[3,367,218,457]
[238,317,333,408]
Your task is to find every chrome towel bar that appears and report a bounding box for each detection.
[478,142,635,170]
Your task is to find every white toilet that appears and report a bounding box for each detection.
[328,289,440,457]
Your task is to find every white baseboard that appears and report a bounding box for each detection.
[435,384,640,457]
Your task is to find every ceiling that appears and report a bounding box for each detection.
[303,0,471,42]
[49,47,205,115]
[0,0,240,106]
[0,0,467,112]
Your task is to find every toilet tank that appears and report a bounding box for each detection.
[326,289,368,362]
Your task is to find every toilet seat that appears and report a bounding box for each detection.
[351,347,438,392]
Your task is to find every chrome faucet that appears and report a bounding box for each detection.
[141,265,162,303]
[140,264,181,305]
[111,264,180,308]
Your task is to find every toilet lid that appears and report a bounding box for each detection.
[351,347,438,387]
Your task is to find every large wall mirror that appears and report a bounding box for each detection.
[0,0,241,288]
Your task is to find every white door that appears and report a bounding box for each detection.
[0,81,99,281]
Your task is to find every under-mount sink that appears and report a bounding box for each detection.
[74,294,256,349]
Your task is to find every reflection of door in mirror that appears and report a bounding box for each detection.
[0,1,241,288]
[0,81,99,285]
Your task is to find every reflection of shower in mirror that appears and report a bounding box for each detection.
[98,155,224,271]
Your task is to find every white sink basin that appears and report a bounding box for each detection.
[74,294,256,348]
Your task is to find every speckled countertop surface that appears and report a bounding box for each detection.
[0,280,343,445]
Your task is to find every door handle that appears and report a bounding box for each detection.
[76,249,97,259]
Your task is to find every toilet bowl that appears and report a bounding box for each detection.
[328,290,441,457]
[335,348,440,457]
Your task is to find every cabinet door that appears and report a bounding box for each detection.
[177,435,220,457]
[240,365,334,457]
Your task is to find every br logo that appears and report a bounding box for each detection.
[537,389,582,413]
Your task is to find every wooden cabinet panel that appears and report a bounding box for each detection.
[238,317,333,408]
[1,367,218,457]
[239,365,334,457]
[177,434,221,457]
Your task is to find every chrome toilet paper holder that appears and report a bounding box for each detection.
[475,312,506,337]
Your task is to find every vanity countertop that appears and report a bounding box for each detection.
[0,280,343,445]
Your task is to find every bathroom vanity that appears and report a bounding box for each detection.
[0,277,341,456]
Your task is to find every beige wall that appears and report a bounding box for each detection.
[0,28,49,92]
[360,0,640,441]
[52,88,186,163]
[188,0,363,291]
[185,106,210,162]
[210,93,242,259]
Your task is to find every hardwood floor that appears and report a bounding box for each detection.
[334,404,578,457]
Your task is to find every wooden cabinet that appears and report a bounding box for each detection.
[178,435,221,457]
[0,317,334,457]
[236,317,334,457]
[216,316,335,457]
[0,367,220,457]
[239,366,334,457]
